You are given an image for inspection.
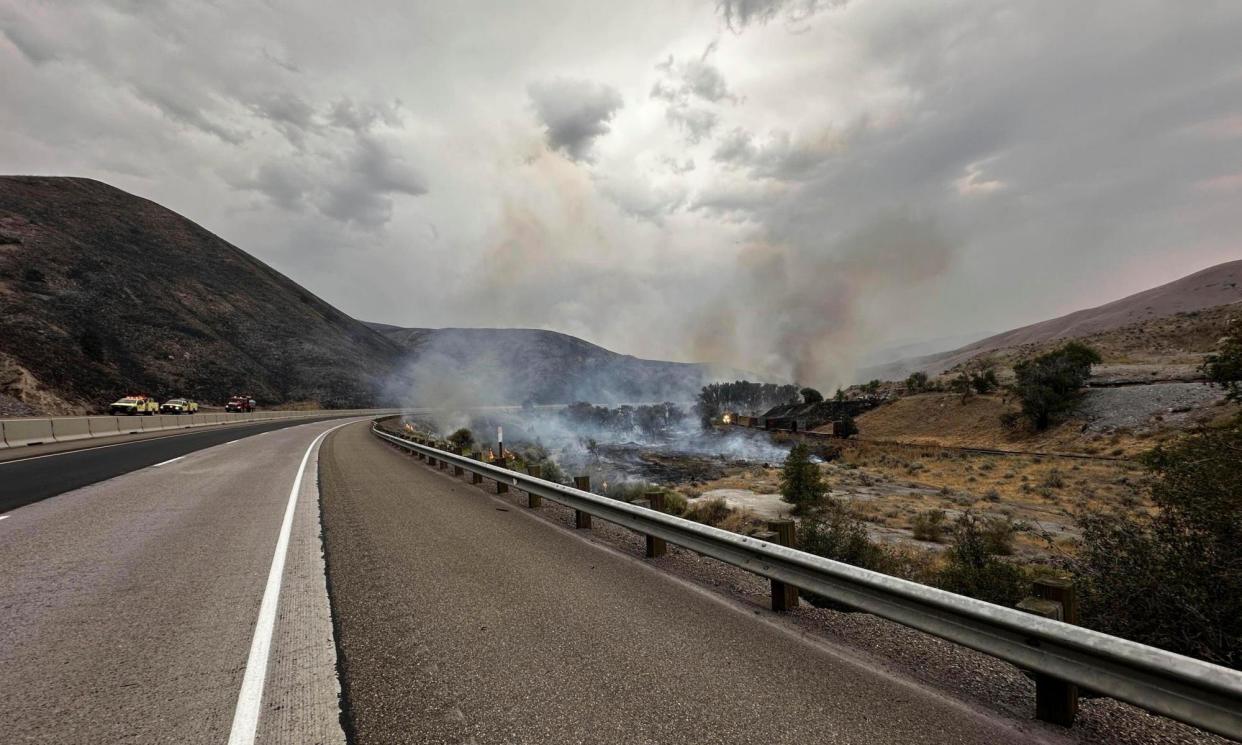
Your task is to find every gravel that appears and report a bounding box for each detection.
[468,472,1229,745]
[1079,383,1226,433]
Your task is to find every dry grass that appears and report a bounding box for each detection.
[853,392,1169,456]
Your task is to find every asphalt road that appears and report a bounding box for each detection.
[320,422,1044,745]
[0,415,344,513]
[0,418,349,744]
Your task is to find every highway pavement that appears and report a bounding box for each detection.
[320,422,1048,745]
[0,415,344,513]
[0,418,351,744]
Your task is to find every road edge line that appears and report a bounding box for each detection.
[226,420,356,745]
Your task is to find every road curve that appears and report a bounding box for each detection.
[0,415,346,513]
[0,418,349,744]
[321,421,1046,745]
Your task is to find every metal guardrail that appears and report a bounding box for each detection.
[371,423,1242,740]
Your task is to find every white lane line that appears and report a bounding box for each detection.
[151,455,185,468]
[0,515,9,521]
[226,420,355,745]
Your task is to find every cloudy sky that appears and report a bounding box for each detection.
[2,0,1240,386]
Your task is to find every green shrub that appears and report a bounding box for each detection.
[447,427,474,450]
[660,491,688,516]
[1071,418,1242,667]
[936,512,1025,606]
[1203,336,1242,403]
[798,500,888,571]
[911,509,948,543]
[684,497,733,525]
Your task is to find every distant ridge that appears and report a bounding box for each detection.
[863,259,1242,380]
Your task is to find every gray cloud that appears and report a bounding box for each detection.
[527,78,623,162]
[4,1,1242,390]
[712,127,835,181]
[666,106,719,144]
[328,98,404,132]
[716,0,845,31]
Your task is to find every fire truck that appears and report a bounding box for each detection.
[225,395,256,413]
[109,395,160,415]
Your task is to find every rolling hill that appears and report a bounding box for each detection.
[366,324,731,405]
[864,260,1242,380]
[0,176,727,415]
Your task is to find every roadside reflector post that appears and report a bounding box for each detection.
[767,519,798,611]
[643,491,667,558]
[472,453,484,484]
[526,464,543,508]
[452,446,464,476]
[1018,578,1079,727]
[573,476,592,529]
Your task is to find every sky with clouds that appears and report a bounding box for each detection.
[2,0,1240,386]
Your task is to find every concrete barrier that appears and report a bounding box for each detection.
[2,419,54,447]
[0,409,405,450]
[89,417,122,438]
[116,415,145,435]
[51,417,93,443]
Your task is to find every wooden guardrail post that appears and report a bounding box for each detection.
[767,519,798,611]
[573,476,592,529]
[1018,578,1079,727]
[496,464,509,494]
[526,464,543,508]
[643,491,667,557]
[472,452,484,484]
[438,447,447,470]
[452,446,464,476]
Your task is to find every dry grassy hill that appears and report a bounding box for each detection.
[866,260,1242,381]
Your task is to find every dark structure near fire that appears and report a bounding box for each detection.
[726,400,877,434]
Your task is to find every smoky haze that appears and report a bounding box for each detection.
[4,2,1241,392]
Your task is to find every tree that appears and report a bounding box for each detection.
[905,371,929,394]
[447,427,474,451]
[800,387,824,404]
[1203,335,1242,403]
[779,443,826,513]
[1007,342,1101,430]
[969,366,999,395]
[1071,417,1242,667]
[836,413,859,438]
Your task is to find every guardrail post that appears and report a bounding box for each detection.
[526,464,542,508]
[452,446,464,476]
[767,519,798,611]
[472,453,484,484]
[1018,578,1079,727]
[643,491,667,557]
[496,462,509,494]
[573,476,592,529]
[438,448,447,470]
